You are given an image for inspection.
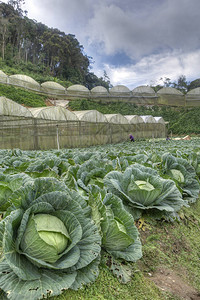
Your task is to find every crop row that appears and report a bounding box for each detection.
[0,138,199,300]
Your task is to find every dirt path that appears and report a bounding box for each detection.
[149,267,200,300]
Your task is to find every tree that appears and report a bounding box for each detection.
[187,78,200,91]
[173,75,188,93]
[159,77,173,87]
[0,17,8,60]
[0,2,112,87]
[7,0,26,16]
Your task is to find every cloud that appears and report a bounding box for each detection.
[103,49,200,89]
[86,0,200,60]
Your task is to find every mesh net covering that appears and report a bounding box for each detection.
[0,97,166,150]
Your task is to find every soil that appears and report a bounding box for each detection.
[148,267,200,300]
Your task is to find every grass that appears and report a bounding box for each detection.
[0,83,47,107]
[51,267,165,300]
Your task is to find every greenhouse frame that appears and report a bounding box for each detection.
[0,97,166,150]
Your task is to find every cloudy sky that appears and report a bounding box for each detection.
[3,0,200,89]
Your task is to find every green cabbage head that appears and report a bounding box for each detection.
[21,214,71,263]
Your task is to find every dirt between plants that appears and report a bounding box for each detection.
[148,267,200,300]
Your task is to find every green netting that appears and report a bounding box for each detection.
[0,97,166,150]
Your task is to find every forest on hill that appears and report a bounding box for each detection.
[0,1,111,89]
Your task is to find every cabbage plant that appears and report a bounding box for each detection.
[0,173,31,213]
[161,153,200,202]
[188,152,200,178]
[87,186,142,262]
[63,157,115,193]
[0,178,101,300]
[104,164,185,219]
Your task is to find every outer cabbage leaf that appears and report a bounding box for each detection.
[73,158,114,191]
[0,261,76,300]
[0,173,32,212]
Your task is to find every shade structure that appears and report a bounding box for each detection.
[41,81,66,95]
[185,88,200,107]
[157,87,183,95]
[29,106,78,121]
[187,87,200,95]
[0,70,7,84]
[131,86,157,105]
[124,115,144,124]
[109,85,131,96]
[91,86,109,96]
[9,74,40,90]
[132,86,156,95]
[67,84,90,97]
[0,96,33,117]
[124,115,144,139]
[139,115,156,139]
[105,113,129,124]
[0,97,35,150]
[154,116,166,138]
[157,87,184,106]
[73,110,107,122]
[140,115,156,123]
[154,116,165,124]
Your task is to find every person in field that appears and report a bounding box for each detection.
[129,134,135,142]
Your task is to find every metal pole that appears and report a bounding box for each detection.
[56,124,60,150]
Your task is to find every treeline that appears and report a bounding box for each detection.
[0,1,110,89]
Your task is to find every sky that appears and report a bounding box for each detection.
[2,0,200,89]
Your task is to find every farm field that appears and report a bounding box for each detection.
[0,138,200,300]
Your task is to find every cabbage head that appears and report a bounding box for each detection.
[0,178,101,300]
[104,164,186,219]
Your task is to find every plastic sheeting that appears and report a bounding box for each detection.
[124,115,144,124]
[29,106,78,121]
[9,74,40,89]
[0,97,166,150]
[0,70,7,84]
[140,115,156,123]
[73,110,107,123]
[154,116,165,124]
[105,114,129,124]
[109,85,131,96]
[132,86,156,95]
[41,81,66,95]
[91,86,109,95]
[0,96,33,117]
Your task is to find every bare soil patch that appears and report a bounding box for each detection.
[149,267,200,300]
